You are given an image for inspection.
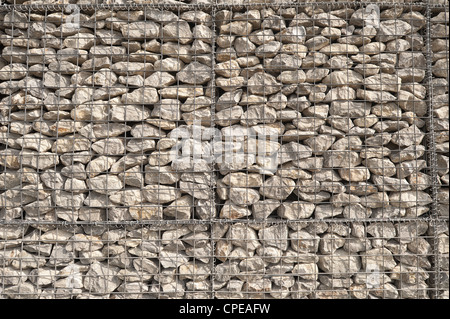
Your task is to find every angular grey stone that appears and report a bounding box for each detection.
[89,46,126,63]
[390,191,432,208]
[177,62,212,85]
[0,63,28,80]
[277,26,306,44]
[240,104,277,126]
[320,43,359,56]
[318,249,361,278]
[364,74,402,92]
[92,138,125,155]
[221,172,262,188]
[143,184,181,204]
[215,76,246,92]
[220,21,253,36]
[20,151,60,170]
[162,21,193,45]
[360,248,397,271]
[3,282,39,299]
[152,99,181,121]
[79,123,131,140]
[341,203,371,219]
[121,21,160,39]
[255,41,282,58]
[268,54,302,71]
[233,36,255,56]
[259,176,295,200]
[153,58,184,73]
[215,60,241,78]
[64,33,97,50]
[311,204,341,219]
[365,158,397,177]
[144,9,178,23]
[83,262,121,294]
[323,150,361,168]
[278,201,315,220]
[227,224,261,251]
[109,155,147,175]
[16,133,52,152]
[228,187,260,206]
[86,156,117,178]
[52,135,91,154]
[144,71,176,88]
[391,125,425,147]
[339,167,371,182]
[373,175,411,192]
[108,189,143,206]
[249,199,279,220]
[319,233,346,255]
[289,229,319,254]
[121,88,159,105]
[215,106,243,127]
[377,20,412,42]
[87,175,124,195]
[407,172,432,191]
[179,181,211,200]
[220,201,251,220]
[84,68,118,87]
[322,70,363,88]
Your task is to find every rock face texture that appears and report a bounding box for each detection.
[0,2,448,299]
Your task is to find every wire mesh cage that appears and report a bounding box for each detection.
[0,0,448,299]
[429,3,449,300]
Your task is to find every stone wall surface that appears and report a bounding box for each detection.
[0,1,448,299]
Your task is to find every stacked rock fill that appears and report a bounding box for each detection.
[0,2,448,299]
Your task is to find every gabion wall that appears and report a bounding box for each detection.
[0,1,448,299]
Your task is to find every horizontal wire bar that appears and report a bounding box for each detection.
[0,215,445,227]
[0,1,436,13]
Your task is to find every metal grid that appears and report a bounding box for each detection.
[0,1,448,299]
[428,3,449,300]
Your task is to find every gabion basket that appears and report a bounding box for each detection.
[0,0,448,299]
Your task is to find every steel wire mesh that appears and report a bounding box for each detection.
[0,1,448,299]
